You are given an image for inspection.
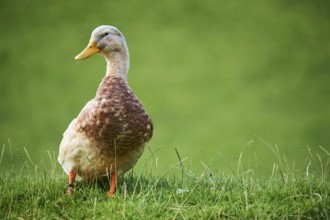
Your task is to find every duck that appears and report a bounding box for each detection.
[58,25,153,197]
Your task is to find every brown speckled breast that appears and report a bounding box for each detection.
[76,76,153,157]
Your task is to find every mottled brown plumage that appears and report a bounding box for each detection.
[58,25,153,196]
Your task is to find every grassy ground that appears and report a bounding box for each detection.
[1,146,329,219]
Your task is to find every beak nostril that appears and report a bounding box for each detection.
[89,46,93,49]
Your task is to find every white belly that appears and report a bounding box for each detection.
[58,119,144,180]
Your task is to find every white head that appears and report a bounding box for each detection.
[75,25,130,77]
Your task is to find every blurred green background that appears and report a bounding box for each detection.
[1,0,329,175]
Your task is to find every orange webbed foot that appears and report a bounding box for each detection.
[106,191,116,198]
[106,174,117,198]
[66,184,74,195]
[66,171,76,195]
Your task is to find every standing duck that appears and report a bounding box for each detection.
[58,25,153,197]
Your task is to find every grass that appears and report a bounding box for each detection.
[1,145,329,219]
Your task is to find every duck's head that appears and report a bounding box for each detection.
[75,25,128,60]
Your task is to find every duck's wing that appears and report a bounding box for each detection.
[78,81,152,152]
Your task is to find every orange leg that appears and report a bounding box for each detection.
[106,173,117,197]
[66,171,76,195]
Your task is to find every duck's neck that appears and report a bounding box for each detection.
[105,51,129,82]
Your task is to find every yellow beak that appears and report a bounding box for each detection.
[74,40,100,60]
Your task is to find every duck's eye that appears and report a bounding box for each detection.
[103,32,109,37]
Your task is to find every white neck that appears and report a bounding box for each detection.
[105,50,129,82]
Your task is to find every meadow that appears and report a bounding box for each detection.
[1,144,329,219]
[0,1,330,217]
